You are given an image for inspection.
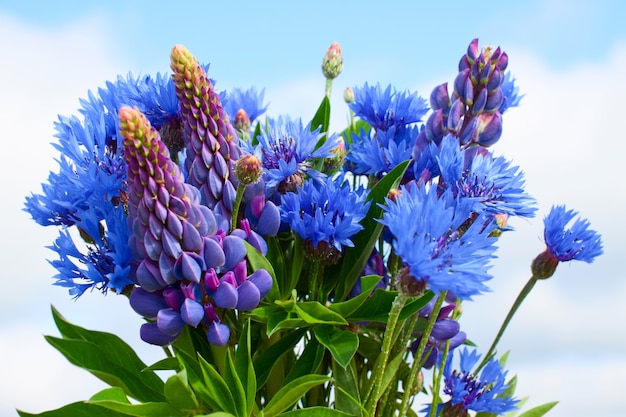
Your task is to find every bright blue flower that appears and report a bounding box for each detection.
[431,348,519,415]
[499,71,524,114]
[346,125,418,176]
[220,86,269,123]
[280,175,370,251]
[379,185,498,300]
[543,205,603,263]
[252,117,339,192]
[348,83,428,132]
[436,135,536,219]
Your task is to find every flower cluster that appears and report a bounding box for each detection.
[24,39,603,417]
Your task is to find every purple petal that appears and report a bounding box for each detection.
[140,322,177,346]
[203,237,226,269]
[180,298,205,327]
[247,269,273,299]
[163,287,184,310]
[157,308,185,336]
[222,235,246,271]
[129,288,167,319]
[236,281,261,311]
[256,201,280,236]
[213,280,238,309]
[207,321,230,346]
[174,251,206,283]
[136,259,166,292]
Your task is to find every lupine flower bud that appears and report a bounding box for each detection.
[322,42,343,80]
[170,44,241,227]
[233,109,251,141]
[235,154,262,185]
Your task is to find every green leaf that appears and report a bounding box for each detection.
[314,325,359,368]
[284,338,325,385]
[311,96,331,138]
[517,402,559,417]
[144,357,181,372]
[266,236,286,298]
[198,354,238,415]
[17,402,128,417]
[164,371,198,411]
[254,328,307,388]
[278,408,354,417]
[262,375,331,417]
[173,349,215,410]
[289,236,305,297]
[49,307,165,402]
[332,358,363,416]
[88,401,185,416]
[347,290,433,322]
[266,309,306,337]
[90,387,130,403]
[44,335,164,403]
[333,161,410,301]
[328,275,382,317]
[244,241,280,302]
[223,349,246,417]
[251,120,262,146]
[235,321,257,415]
[295,301,348,325]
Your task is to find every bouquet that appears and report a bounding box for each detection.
[22,39,603,417]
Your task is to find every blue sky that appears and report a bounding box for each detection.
[1,1,625,416]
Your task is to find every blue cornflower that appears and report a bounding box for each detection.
[543,205,603,263]
[436,135,536,219]
[348,83,429,132]
[220,86,269,124]
[346,125,418,176]
[379,185,498,300]
[253,117,339,193]
[280,175,370,257]
[429,348,519,416]
[499,71,524,114]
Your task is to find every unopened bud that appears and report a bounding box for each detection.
[322,42,343,80]
[234,109,251,133]
[324,137,346,170]
[387,188,401,202]
[343,87,355,104]
[235,154,262,185]
[531,248,559,279]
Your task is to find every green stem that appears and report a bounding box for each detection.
[364,291,408,416]
[476,275,538,372]
[399,291,447,417]
[231,183,246,231]
[428,340,451,417]
[325,78,333,99]
[309,260,321,302]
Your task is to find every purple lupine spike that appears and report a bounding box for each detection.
[170,44,241,228]
[129,288,167,319]
[180,298,204,327]
[207,321,231,346]
[140,322,178,346]
[248,269,273,299]
[236,281,261,311]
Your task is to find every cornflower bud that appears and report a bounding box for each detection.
[343,86,355,104]
[322,42,343,80]
[235,154,262,185]
[233,108,251,140]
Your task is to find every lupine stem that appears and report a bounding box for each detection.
[476,275,538,372]
[399,291,447,417]
[365,291,408,416]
